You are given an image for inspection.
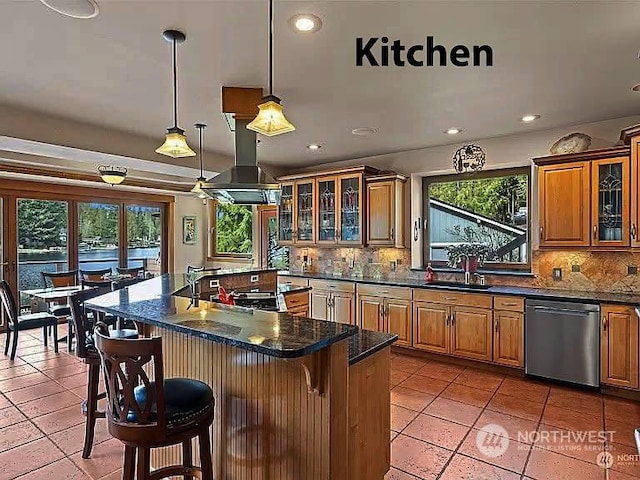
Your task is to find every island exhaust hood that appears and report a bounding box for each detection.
[199,117,281,205]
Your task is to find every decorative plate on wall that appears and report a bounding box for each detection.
[550,133,592,155]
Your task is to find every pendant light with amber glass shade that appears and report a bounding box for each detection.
[156,30,196,158]
[247,0,296,137]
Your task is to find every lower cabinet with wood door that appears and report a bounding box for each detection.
[309,279,356,325]
[601,304,639,389]
[492,296,525,368]
[412,290,494,362]
[356,285,412,347]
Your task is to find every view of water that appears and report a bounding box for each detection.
[18,246,160,291]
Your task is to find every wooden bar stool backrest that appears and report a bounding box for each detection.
[0,281,18,330]
[68,289,104,360]
[115,267,144,277]
[81,280,113,294]
[94,323,166,444]
[42,270,78,288]
[80,268,112,281]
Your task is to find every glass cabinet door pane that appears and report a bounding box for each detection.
[278,184,293,242]
[317,179,336,242]
[296,182,314,242]
[340,177,361,242]
[597,163,624,241]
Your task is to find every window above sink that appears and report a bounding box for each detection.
[423,167,531,271]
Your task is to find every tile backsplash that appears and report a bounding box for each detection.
[289,247,640,294]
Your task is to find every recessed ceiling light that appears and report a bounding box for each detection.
[40,0,99,19]
[351,127,378,136]
[521,114,540,123]
[445,128,462,135]
[307,144,322,151]
[288,13,323,33]
[632,84,640,91]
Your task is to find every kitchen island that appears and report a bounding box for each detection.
[86,273,396,480]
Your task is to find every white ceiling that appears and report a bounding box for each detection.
[1,0,640,170]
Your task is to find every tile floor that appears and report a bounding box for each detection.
[1,328,640,480]
[387,352,640,480]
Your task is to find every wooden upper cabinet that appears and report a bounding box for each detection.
[337,174,364,246]
[366,176,406,248]
[450,306,493,361]
[386,298,412,347]
[538,161,591,247]
[294,180,315,245]
[632,138,640,247]
[591,156,630,248]
[601,304,639,389]
[493,309,524,367]
[277,182,295,245]
[413,301,449,354]
[316,176,338,245]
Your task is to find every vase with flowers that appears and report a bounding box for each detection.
[445,243,491,273]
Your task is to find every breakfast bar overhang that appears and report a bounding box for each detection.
[86,274,397,480]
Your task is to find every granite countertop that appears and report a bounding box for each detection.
[85,274,395,362]
[348,330,398,366]
[199,267,278,278]
[279,271,640,306]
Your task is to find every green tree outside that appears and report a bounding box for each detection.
[216,204,253,254]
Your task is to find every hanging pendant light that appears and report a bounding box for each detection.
[156,30,196,158]
[247,0,296,137]
[98,165,127,185]
[191,123,208,199]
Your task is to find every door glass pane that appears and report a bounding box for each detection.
[340,177,361,242]
[266,215,289,269]
[318,179,336,242]
[297,182,314,242]
[597,163,623,241]
[17,199,68,306]
[127,205,162,275]
[278,184,293,242]
[78,202,120,276]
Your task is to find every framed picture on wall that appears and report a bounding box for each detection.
[183,216,197,245]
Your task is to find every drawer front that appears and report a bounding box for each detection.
[493,296,525,312]
[413,289,492,309]
[278,275,309,289]
[284,291,310,309]
[309,279,355,293]
[357,284,412,300]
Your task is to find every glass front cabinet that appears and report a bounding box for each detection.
[591,156,629,247]
[277,182,295,245]
[277,170,367,247]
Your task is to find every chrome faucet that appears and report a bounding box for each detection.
[474,273,486,286]
[464,271,486,286]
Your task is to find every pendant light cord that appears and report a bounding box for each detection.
[172,38,178,128]
[268,0,273,95]
[198,125,204,178]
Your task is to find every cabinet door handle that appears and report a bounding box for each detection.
[632,224,637,240]
[602,316,607,331]
[539,226,543,240]
[390,227,394,240]
[414,218,420,242]
[444,297,458,301]
[450,313,455,325]
[379,304,384,318]
[495,319,499,332]
[445,314,450,326]
[500,302,519,307]
[593,225,598,240]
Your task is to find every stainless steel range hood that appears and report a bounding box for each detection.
[200,118,281,205]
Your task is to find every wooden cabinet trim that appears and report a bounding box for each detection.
[493,296,524,312]
[309,279,355,293]
[412,289,492,309]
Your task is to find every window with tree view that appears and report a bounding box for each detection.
[424,168,530,269]
[213,203,253,256]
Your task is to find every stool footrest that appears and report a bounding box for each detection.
[149,465,202,480]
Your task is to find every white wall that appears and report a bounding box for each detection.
[173,194,207,273]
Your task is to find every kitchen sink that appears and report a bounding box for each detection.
[423,281,490,290]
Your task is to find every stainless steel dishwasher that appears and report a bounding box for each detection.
[525,299,600,387]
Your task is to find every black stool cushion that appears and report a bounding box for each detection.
[130,378,214,428]
[13,312,58,330]
[49,305,71,317]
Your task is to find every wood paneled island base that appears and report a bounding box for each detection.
[147,325,391,480]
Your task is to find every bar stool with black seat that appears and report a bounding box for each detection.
[0,280,59,360]
[42,269,78,350]
[69,290,139,459]
[94,322,215,480]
